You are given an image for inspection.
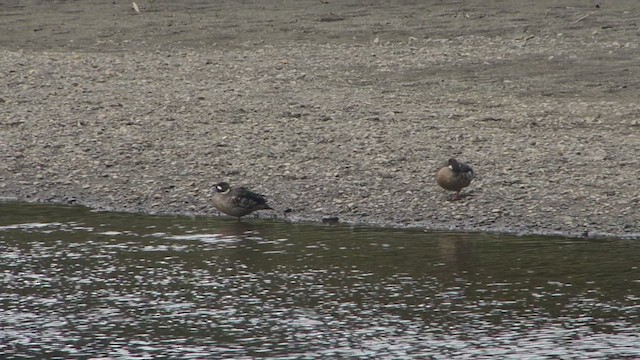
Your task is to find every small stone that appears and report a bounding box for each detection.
[322,216,339,224]
[382,111,396,121]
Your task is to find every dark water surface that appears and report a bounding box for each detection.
[0,203,638,359]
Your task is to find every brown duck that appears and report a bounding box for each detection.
[211,182,273,221]
[436,158,475,200]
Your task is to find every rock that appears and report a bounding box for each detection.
[321,216,340,224]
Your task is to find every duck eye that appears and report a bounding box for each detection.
[216,185,223,191]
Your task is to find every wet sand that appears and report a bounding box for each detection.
[1,0,639,238]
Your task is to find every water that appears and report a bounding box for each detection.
[0,203,638,359]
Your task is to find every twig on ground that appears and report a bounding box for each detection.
[574,12,592,23]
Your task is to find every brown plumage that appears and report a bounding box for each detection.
[211,182,273,221]
[436,158,475,200]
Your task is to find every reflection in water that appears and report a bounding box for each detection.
[437,234,476,270]
[0,203,638,359]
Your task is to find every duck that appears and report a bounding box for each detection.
[211,182,273,221]
[436,158,475,200]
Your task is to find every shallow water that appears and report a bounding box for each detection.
[0,203,638,359]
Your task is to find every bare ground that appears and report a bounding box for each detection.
[1,0,639,238]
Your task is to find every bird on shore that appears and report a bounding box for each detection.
[211,182,273,221]
[436,158,475,200]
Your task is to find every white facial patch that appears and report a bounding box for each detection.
[216,185,231,194]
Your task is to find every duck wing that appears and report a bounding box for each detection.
[457,162,475,181]
[232,187,273,210]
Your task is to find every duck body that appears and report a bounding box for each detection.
[436,158,475,200]
[212,182,273,220]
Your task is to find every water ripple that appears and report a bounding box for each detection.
[0,203,638,358]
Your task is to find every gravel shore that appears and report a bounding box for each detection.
[1,1,639,238]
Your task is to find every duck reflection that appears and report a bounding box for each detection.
[435,234,477,272]
[210,220,258,238]
[210,220,286,273]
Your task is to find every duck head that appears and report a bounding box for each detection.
[213,182,231,194]
[447,158,461,171]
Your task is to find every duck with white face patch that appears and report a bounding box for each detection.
[436,158,476,201]
[211,182,273,221]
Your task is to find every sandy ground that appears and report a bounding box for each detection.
[1,0,639,238]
